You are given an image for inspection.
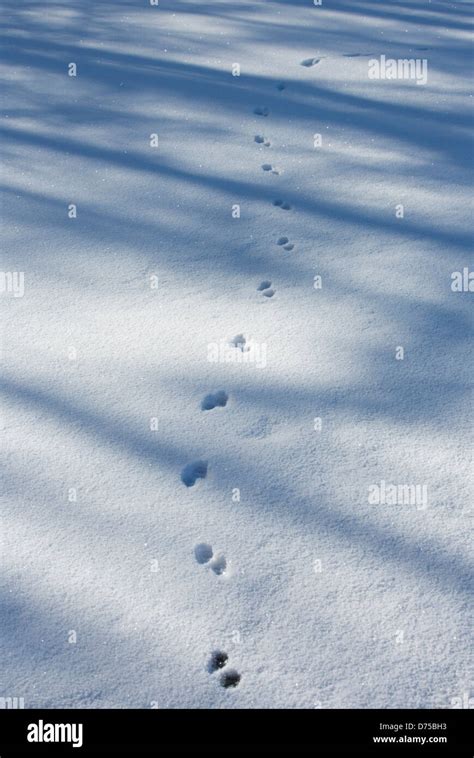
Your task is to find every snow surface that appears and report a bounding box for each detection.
[1,0,473,709]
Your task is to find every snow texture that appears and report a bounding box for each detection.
[1,0,473,709]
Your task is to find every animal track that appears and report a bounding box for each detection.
[273,199,291,211]
[194,543,213,564]
[262,163,281,175]
[207,650,241,689]
[257,281,275,298]
[208,650,229,672]
[253,106,269,117]
[276,236,294,251]
[229,334,249,352]
[276,82,286,91]
[220,669,241,688]
[209,553,227,575]
[201,390,228,411]
[301,57,321,67]
[194,543,228,576]
[181,460,208,487]
[254,135,271,146]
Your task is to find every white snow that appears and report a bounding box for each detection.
[1,0,473,708]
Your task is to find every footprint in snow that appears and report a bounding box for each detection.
[257,281,275,298]
[276,236,295,251]
[229,333,249,352]
[220,669,241,688]
[255,135,271,146]
[254,106,269,117]
[301,57,321,67]
[194,543,228,576]
[207,650,241,688]
[262,163,281,175]
[208,650,228,672]
[181,460,208,487]
[201,390,228,411]
[273,199,291,211]
[194,543,213,564]
[276,82,286,91]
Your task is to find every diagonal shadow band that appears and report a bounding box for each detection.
[1,374,473,599]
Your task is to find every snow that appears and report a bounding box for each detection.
[1,0,473,709]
